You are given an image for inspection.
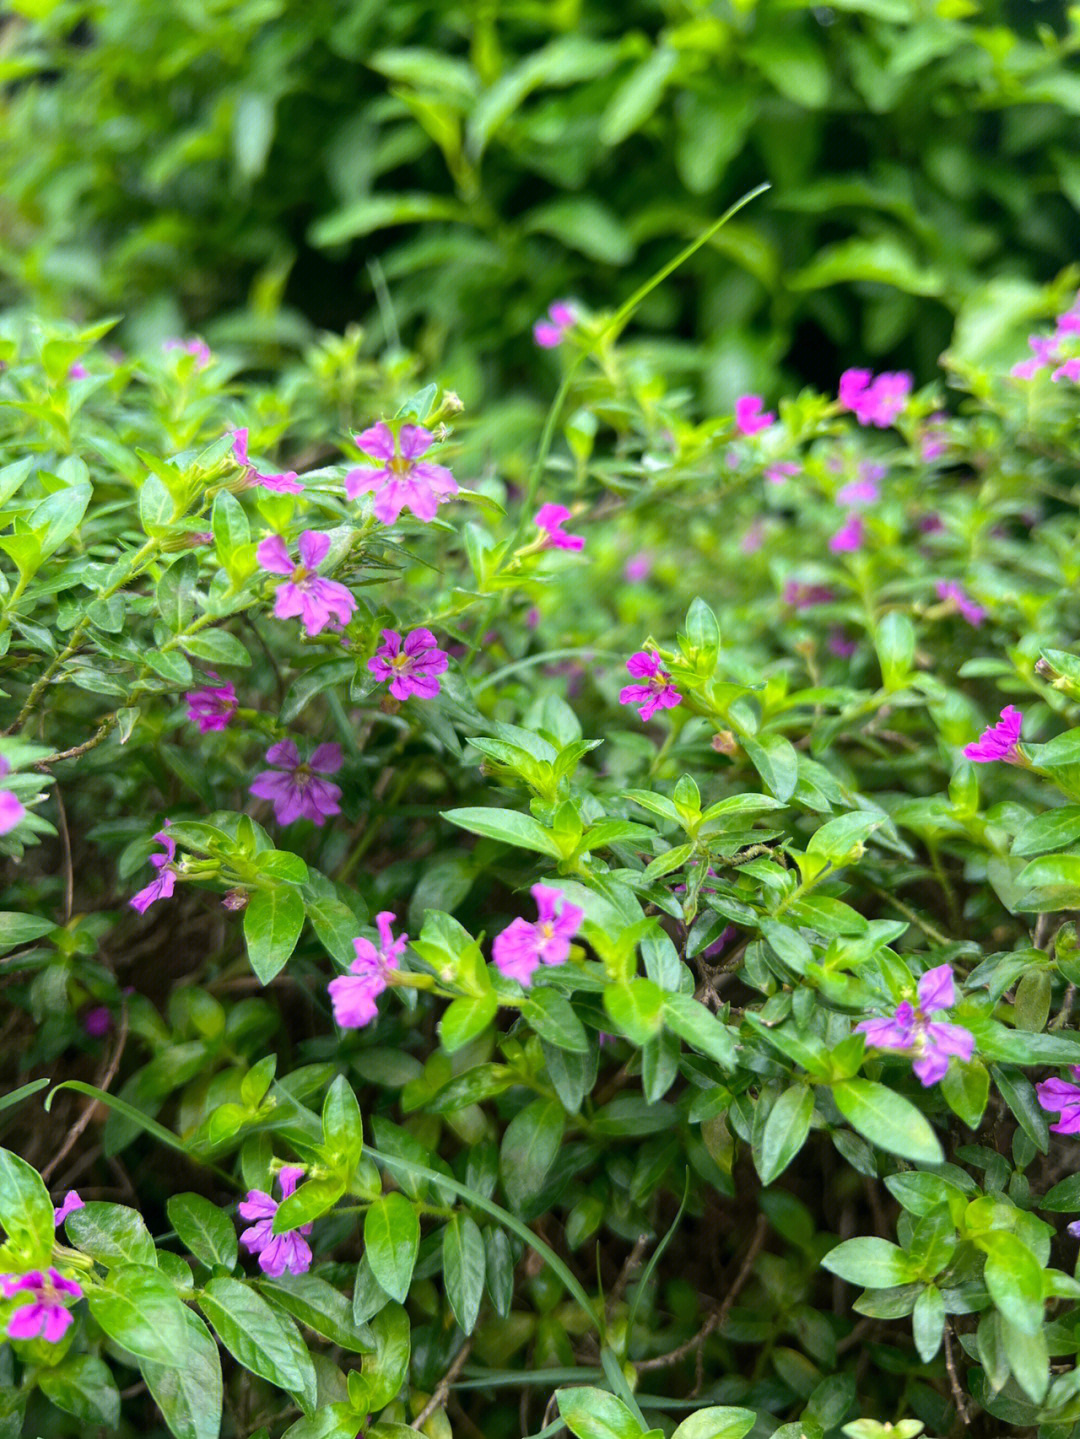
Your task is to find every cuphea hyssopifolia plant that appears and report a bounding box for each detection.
[8,275,1080,1438]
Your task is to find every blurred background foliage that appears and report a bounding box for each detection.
[0,0,1077,414]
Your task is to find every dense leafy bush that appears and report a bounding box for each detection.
[2,0,1079,401]
[5,239,1080,1439]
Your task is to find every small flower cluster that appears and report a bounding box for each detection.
[1011,293,1080,381]
[856,964,974,1086]
[838,368,912,428]
[239,1166,312,1277]
[533,301,577,349]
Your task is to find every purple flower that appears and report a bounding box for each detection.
[935,581,984,628]
[0,756,26,835]
[624,552,653,582]
[186,682,238,732]
[963,706,1024,764]
[837,471,880,506]
[783,580,833,610]
[828,629,858,658]
[921,413,949,461]
[1036,1068,1080,1134]
[830,513,864,553]
[82,1007,112,1037]
[256,531,357,637]
[533,301,577,348]
[54,1192,84,1226]
[918,513,944,535]
[619,652,683,722]
[69,363,89,380]
[328,912,407,1029]
[164,337,212,369]
[838,368,912,427]
[492,885,584,987]
[130,823,177,914]
[856,964,974,1086]
[231,428,303,494]
[238,1167,312,1277]
[734,395,774,436]
[249,740,343,825]
[740,520,765,554]
[1011,334,1059,380]
[535,503,585,551]
[765,462,799,486]
[0,1269,83,1343]
[345,422,458,524]
[368,629,448,701]
[1053,357,1080,383]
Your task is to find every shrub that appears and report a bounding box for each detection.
[5,252,1080,1439]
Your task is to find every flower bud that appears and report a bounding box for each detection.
[711,731,738,756]
[162,531,212,552]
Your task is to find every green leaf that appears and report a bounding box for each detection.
[361,1303,411,1411]
[938,1058,989,1130]
[663,993,737,1068]
[199,1277,317,1410]
[244,886,306,984]
[212,488,250,565]
[979,1231,1044,1336]
[1015,854,1080,911]
[39,1354,120,1427]
[167,1193,238,1271]
[832,1079,943,1164]
[0,1146,54,1265]
[442,806,562,857]
[183,628,252,667]
[523,196,635,265]
[443,1213,485,1334]
[740,731,798,803]
[757,1085,814,1185]
[1001,1316,1049,1403]
[273,1176,346,1233]
[439,992,498,1053]
[556,1386,647,1439]
[1012,806,1080,857]
[912,1284,945,1362]
[874,610,916,690]
[603,978,665,1045]
[522,988,590,1053]
[364,1194,420,1305]
[260,1274,373,1354]
[821,1237,917,1288]
[501,1097,565,1211]
[323,1075,363,1170]
[87,1263,190,1367]
[669,1409,757,1439]
[599,46,679,147]
[65,1201,157,1267]
[157,554,197,632]
[0,911,57,951]
[140,1308,223,1439]
[1039,1172,1080,1211]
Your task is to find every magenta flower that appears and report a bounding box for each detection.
[0,757,26,835]
[368,629,448,701]
[82,1007,112,1037]
[918,513,944,535]
[963,706,1024,764]
[328,911,407,1029]
[765,462,799,486]
[231,428,303,494]
[838,368,912,427]
[829,513,864,553]
[257,531,357,637]
[238,1167,312,1277]
[619,652,683,722]
[535,503,585,551]
[921,413,949,461]
[734,395,774,436]
[345,422,458,524]
[1053,357,1080,383]
[1011,334,1059,380]
[828,629,858,659]
[1036,1068,1080,1134]
[164,337,212,369]
[186,682,238,732]
[249,740,343,825]
[54,1192,84,1227]
[130,823,176,914]
[856,964,974,1086]
[624,552,653,582]
[533,301,577,348]
[69,362,89,380]
[783,581,833,609]
[0,1269,83,1343]
[935,581,984,628]
[492,885,584,987]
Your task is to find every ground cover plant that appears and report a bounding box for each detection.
[8,214,1080,1439]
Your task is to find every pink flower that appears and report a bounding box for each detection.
[1011,334,1059,380]
[54,1192,84,1226]
[186,682,238,732]
[346,422,458,524]
[734,395,774,436]
[0,1269,83,1343]
[1037,1068,1080,1134]
[935,581,984,627]
[837,477,879,506]
[829,513,864,553]
[1053,357,1080,383]
[256,531,357,637]
[164,337,212,369]
[765,462,799,486]
[618,652,683,722]
[740,520,765,554]
[838,368,912,427]
[963,706,1024,764]
[249,740,343,826]
[328,912,407,1029]
[130,822,176,914]
[238,1167,312,1277]
[535,503,585,551]
[368,629,448,701]
[492,885,584,987]
[69,363,89,380]
[783,581,834,610]
[0,756,26,835]
[856,964,974,1086]
[624,552,653,582]
[828,629,858,659]
[82,1007,112,1037]
[533,301,577,348]
[921,413,949,461]
[231,428,303,494]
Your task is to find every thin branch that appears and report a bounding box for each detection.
[411,1338,473,1429]
[52,783,74,925]
[35,715,117,767]
[943,1324,970,1426]
[42,1000,129,1184]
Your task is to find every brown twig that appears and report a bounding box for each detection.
[943,1323,970,1426]
[35,715,117,767]
[637,1213,768,1376]
[52,783,74,925]
[41,1000,129,1184]
[411,1338,473,1429]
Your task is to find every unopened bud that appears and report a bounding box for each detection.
[222,889,249,912]
[163,530,212,552]
[711,731,738,756]
[1035,657,1056,679]
[442,391,464,414]
[380,694,402,716]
